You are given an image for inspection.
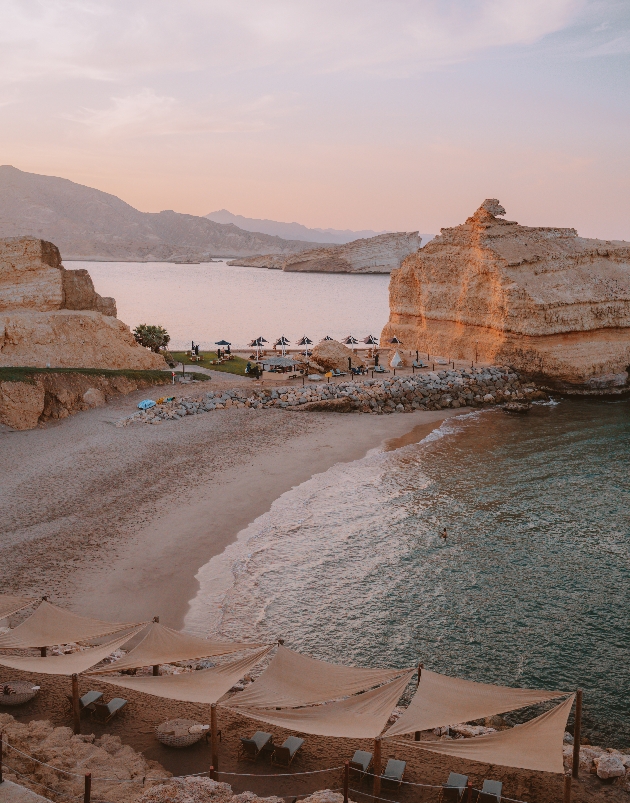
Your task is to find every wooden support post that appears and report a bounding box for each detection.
[84,772,91,803]
[563,774,572,803]
[71,674,81,735]
[209,765,215,780]
[1,730,4,784]
[40,647,46,657]
[152,616,160,676]
[466,780,473,802]
[372,737,381,802]
[343,760,349,803]
[414,662,423,741]
[211,704,219,772]
[572,689,583,778]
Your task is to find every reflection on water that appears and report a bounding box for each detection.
[81,260,390,350]
[186,398,629,746]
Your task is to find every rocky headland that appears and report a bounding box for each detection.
[228,232,421,273]
[0,236,165,371]
[381,200,630,393]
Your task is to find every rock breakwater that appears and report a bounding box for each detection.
[118,367,545,425]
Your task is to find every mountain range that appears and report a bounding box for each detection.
[0,166,327,262]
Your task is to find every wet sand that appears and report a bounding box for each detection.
[0,387,462,627]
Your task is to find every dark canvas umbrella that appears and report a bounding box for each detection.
[322,335,334,341]
[343,335,359,351]
[248,337,268,359]
[215,339,231,354]
[388,336,403,345]
[363,335,378,345]
[297,335,313,357]
[274,335,291,356]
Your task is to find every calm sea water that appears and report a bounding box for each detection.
[81,261,390,350]
[186,398,630,747]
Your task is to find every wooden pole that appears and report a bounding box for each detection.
[84,772,91,803]
[209,765,215,780]
[466,780,473,802]
[1,730,4,784]
[372,737,381,802]
[71,674,81,735]
[40,647,46,657]
[414,662,423,741]
[211,704,219,771]
[343,760,349,803]
[152,616,160,676]
[563,773,572,803]
[572,689,583,778]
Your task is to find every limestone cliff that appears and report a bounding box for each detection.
[381,200,630,392]
[0,237,165,369]
[228,232,421,273]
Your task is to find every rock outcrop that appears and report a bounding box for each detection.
[381,200,630,392]
[310,339,364,371]
[229,232,421,273]
[0,236,166,369]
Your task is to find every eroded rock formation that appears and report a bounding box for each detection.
[229,232,421,273]
[310,339,364,370]
[0,236,165,369]
[381,201,630,392]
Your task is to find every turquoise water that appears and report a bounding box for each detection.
[187,398,629,746]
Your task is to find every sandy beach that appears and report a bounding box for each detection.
[1,385,463,626]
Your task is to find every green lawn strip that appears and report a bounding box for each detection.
[0,366,210,384]
[171,351,250,376]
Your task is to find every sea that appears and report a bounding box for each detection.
[88,261,629,747]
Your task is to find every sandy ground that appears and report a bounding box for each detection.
[0,395,619,803]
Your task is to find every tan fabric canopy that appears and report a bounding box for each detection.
[396,695,575,774]
[0,594,37,620]
[0,601,144,649]
[384,668,567,737]
[90,621,264,674]
[225,669,415,738]
[229,645,413,709]
[92,646,272,703]
[0,630,142,675]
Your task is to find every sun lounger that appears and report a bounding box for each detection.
[373,365,389,373]
[239,731,273,761]
[381,759,406,788]
[92,697,127,723]
[272,736,304,767]
[349,750,372,781]
[478,779,502,802]
[440,772,468,802]
[412,361,427,368]
[332,369,346,377]
[67,690,103,713]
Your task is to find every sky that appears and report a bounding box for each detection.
[1,0,629,238]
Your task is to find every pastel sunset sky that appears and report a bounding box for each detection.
[2,0,629,238]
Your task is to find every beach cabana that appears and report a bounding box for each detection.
[0,600,144,653]
[0,594,37,620]
[383,666,567,737]
[228,645,412,709]
[394,694,575,775]
[89,621,264,675]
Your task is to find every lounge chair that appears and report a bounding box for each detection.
[272,736,304,767]
[349,750,372,782]
[440,772,468,803]
[332,369,346,377]
[381,759,406,789]
[373,365,389,373]
[412,361,427,369]
[239,731,273,761]
[92,698,127,723]
[478,779,502,802]
[66,690,103,713]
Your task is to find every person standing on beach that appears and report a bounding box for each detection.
[441,527,447,541]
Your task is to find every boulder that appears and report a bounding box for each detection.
[0,236,164,369]
[381,200,630,393]
[0,380,45,430]
[594,753,626,779]
[310,339,363,371]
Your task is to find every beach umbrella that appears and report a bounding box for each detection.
[322,335,334,341]
[343,335,359,352]
[215,339,231,354]
[274,335,291,356]
[363,335,379,345]
[297,335,313,357]
[248,336,267,360]
[388,336,403,345]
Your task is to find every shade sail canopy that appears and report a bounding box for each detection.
[0,631,142,675]
[0,601,144,650]
[229,645,413,709]
[92,646,272,704]
[397,695,575,775]
[226,669,415,739]
[90,622,264,674]
[0,595,36,620]
[384,668,567,737]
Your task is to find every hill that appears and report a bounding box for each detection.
[0,167,326,262]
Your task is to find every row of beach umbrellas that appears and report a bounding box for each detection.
[209,335,403,359]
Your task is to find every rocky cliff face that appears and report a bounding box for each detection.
[0,236,165,369]
[229,232,421,273]
[381,200,630,392]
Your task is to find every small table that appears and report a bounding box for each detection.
[156,718,209,748]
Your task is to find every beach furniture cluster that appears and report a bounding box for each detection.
[120,367,544,426]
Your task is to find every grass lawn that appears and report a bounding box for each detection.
[0,366,210,384]
[170,351,251,376]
